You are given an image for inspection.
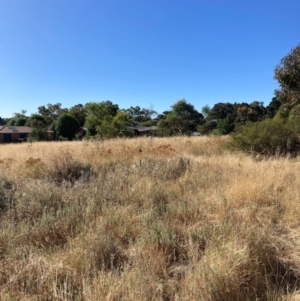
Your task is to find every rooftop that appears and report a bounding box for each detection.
[0,126,32,134]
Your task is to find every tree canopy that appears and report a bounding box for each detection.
[38,103,68,125]
[84,101,132,138]
[69,104,87,127]
[206,103,234,121]
[125,106,156,123]
[266,97,282,118]
[274,44,300,105]
[84,101,119,136]
[158,99,203,136]
[55,113,80,140]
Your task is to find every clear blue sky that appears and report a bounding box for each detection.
[0,0,299,118]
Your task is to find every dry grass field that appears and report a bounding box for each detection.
[1,136,300,300]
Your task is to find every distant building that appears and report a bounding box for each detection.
[128,126,157,136]
[0,126,31,143]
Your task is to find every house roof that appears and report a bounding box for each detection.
[128,126,158,132]
[0,126,32,134]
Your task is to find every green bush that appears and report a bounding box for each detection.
[55,113,80,140]
[27,128,48,142]
[215,115,235,135]
[229,118,300,156]
[289,104,300,122]
[274,103,293,120]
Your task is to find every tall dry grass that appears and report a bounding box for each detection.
[0,136,300,300]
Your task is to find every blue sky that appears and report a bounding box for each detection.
[0,0,299,118]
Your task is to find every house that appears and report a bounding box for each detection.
[128,126,158,136]
[0,126,31,143]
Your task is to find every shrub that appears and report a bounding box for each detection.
[229,118,300,156]
[198,122,212,135]
[289,104,300,122]
[27,128,48,142]
[215,114,235,135]
[274,103,293,120]
[47,151,93,184]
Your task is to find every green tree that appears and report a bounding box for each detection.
[289,104,300,122]
[38,103,68,125]
[158,99,203,136]
[13,109,27,119]
[55,113,80,140]
[214,114,235,135]
[69,104,87,127]
[126,106,145,123]
[207,103,234,121]
[84,101,119,136]
[274,44,300,105]
[142,108,157,121]
[25,114,49,141]
[6,110,28,126]
[274,103,293,120]
[235,101,266,124]
[14,117,28,126]
[6,119,16,126]
[156,111,171,121]
[27,128,48,142]
[248,101,266,121]
[192,103,232,135]
[96,111,133,138]
[112,111,133,136]
[125,106,157,124]
[266,97,282,118]
[235,104,252,124]
[25,114,48,128]
[201,105,211,119]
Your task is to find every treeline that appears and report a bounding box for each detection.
[0,43,299,151]
[0,98,278,141]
